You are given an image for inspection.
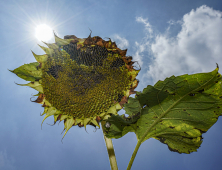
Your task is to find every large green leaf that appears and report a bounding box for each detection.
[9,62,42,81]
[104,98,141,139]
[105,67,222,153]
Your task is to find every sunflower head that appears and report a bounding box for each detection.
[10,33,140,138]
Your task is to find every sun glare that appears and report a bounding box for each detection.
[35,24,53,41]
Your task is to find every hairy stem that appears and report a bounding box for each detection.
[101,121,118,170]
[126,139,142,170]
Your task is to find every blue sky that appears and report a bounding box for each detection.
[1,0,222,169]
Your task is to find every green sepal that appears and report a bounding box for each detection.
[105,103,122,115]
[42,42,59,50]
[83,118,91,129]
[46,107,58,116]
[91,119,100,128]
[53,114,60,123]
[54,34,73,46]
[16,81,43,93]
[60,115,68,121]
[131,69,140,80]
[74,119,83,125]
[41,107,60,126]
[31,51,48,64]
[33,92,42,96]
[38,44,54,56]
[63,117,75,138]
[41,107,48,116]
[9,62,42,81]
[41,114,51,127]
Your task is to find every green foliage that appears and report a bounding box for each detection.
[9,62,42,81]
[104,98,141,139]
[105,67,222,154]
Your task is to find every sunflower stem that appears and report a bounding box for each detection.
[101,121,118,170]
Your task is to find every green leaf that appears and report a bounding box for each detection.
[105,67,222,154]
[124,97,142,117]
[9,62,42,81]
[104,97,142,139]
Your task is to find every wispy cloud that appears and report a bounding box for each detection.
[136,17,153,35]
[112,34,129,49]
[133,41,149,68]
[136,5,222,85]
[133,17,154,68]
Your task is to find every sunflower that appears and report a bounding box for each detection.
[10,33,140,138]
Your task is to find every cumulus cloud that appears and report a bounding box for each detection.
[112,34,129,49]
[137,5,222,85]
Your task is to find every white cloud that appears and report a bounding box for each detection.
[112,34,129,49]
[133,41,149,68]
[136,17,153,35]
[133,17,154,68]
[137,5,222,84]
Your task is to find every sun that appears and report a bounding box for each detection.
[35,24,53,41]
